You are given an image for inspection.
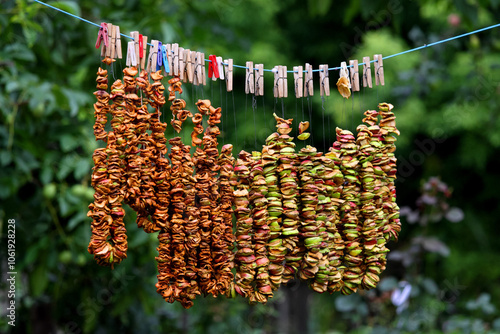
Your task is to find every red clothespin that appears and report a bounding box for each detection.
[139,34,144,59]
[95,23,108,49]
[208,55,219,79]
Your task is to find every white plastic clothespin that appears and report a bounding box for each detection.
[217,56,225,80]
[126,41,137,67]
[224,58,233,92]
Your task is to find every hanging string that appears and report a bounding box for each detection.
[252,95,257,148]
[281,98,285,118]
[245,94,248,133]
[232,91,238,147]
[219,80,225,145]
[351,92,354,131]
[321,95,326,152]
[307,97,313,144]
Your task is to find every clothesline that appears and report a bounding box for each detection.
[33,0,500,72]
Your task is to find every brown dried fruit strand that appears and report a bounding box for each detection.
[262,133,285,290]
[233,150,256,301]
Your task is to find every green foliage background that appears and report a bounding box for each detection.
[1,0,500,333]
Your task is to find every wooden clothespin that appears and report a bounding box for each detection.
[280,66,288,98]
[96,23,109,56]
[374,54,384,86]
[178,47,185,81]
[114,26,122,59]
[166,44,173,75]
[304,63,314,97]
[293,66,303,98]
[140,35,148,71]
[217,56,225,80]
[194,52,204,86]
[273,66,279,98]
[349,60,360,92]
[224,58,233,92]
[104,23,113,58]
[146,40,159,74]
[201,52,206,85]
[255,63,264,96]
[126,41,137,67]
[130,32,140,67]
[172,43,179,76]
[187,50,196,83]
[183,49,191,83]
[362,56,372,88]
[109,24,116,59]
[245,61,254,94]
[319,64,330,97]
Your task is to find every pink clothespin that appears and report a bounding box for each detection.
[95,23,109,49]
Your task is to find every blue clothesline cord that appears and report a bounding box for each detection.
[32,0,500,73]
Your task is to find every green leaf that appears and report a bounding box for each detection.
[47,1,81,17]
[74,157,91,179]
[0,150,12,166]
[67,211,87,231]
[57,155,76,180]
[40,164,53,184]
[59,133,78,152]
[30,262,49,297]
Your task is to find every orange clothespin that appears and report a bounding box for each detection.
[374,54,384,86]
[362,56,372,88]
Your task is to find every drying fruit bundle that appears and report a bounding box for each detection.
[87,60,401,308]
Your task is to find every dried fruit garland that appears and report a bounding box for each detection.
[87,59,401,308]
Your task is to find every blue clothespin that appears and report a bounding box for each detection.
[161,45,170,73]
[156,41,163,71]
